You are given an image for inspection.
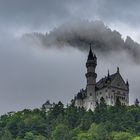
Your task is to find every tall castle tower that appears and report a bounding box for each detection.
[85,47,97,110]
[74,45,129,111]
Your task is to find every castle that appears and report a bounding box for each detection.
[74,47,129,111]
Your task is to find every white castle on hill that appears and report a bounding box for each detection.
[74,47,129,111]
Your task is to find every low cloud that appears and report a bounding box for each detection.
[0,20,140,115]
[23,20,140,64]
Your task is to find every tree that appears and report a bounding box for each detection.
[110,131,133,140]
[79,110,93,130]
[88,123,109,140]
[76,132,91,140]
[24,132,35,140]
[135,98,140,107]
[24,132,47,140]
[133,136,140,140]
[69,128,82,140]
[115,97,121,107]
[1,129,13,140]
[100,97,107,108]
[94,97,108,123]
[49,101,64,119]
[64,104,80,128]
[51,124,70,140]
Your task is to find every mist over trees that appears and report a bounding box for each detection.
[23,20,140,64]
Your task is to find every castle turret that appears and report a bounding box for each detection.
[74,46,129,110]
[85,47,97,110]
[126,79,129,90]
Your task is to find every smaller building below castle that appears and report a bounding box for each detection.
[42,100,55,112]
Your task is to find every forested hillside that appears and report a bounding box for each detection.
[0,98,140,140]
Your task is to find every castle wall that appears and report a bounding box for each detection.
[74,48,129,111]
[96,87,129,106]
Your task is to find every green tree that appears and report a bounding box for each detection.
[1,129,13,140]
[69,128,82,140]
[88,123,109,140]
[133,136,140,140]
[49,101,64,119]
[51,124,70,140]
[64,104,80,128]
[94,97,108,123]
[23,132,47,140]
[110,131,133,140]
[79,110,93,130]
[115,97,121,107]
[77,132,91,140]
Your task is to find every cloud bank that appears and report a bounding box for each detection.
[23,20,140,64]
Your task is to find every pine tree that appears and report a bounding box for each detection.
[135,98,139,107]
[115,97,121,107]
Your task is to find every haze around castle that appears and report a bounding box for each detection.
[0,0,140,115]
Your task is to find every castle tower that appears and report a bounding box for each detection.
[74,46,129,110]
[85,47,97,110]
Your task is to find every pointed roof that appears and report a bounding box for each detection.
[126,80,129,86]
[96,73,117,90]
[107,70,110,78]
[96,69,128,91]
[117,67,120,73]
[87,43,97,61]
[87,46,94,60]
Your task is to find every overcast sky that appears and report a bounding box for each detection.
[0,0,140,115]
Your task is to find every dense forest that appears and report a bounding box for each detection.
[0,98,140,140]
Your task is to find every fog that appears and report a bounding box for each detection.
[0,0,140,115]
[0,31,140,115]
[24,20,140,64]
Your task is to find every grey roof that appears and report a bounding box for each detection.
[88,47,94,60]
[87,47,96,61]
[75,89,86,100]
[96,73,117,90]
[75,71,126,99]
[77,92,83,99]
[75,73,118,100]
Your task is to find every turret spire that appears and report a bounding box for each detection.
[117,67,120,73]
[108,69,110,77]
[126,79,129,86]
[88,45,94,60]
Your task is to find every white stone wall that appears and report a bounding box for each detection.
[75,99,84,108]
[95,86,129,106]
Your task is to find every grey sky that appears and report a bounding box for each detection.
[0,0,140,39]
[0,0,140,114]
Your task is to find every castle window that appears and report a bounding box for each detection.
[90,93,92,96]
[112,90,115,92]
